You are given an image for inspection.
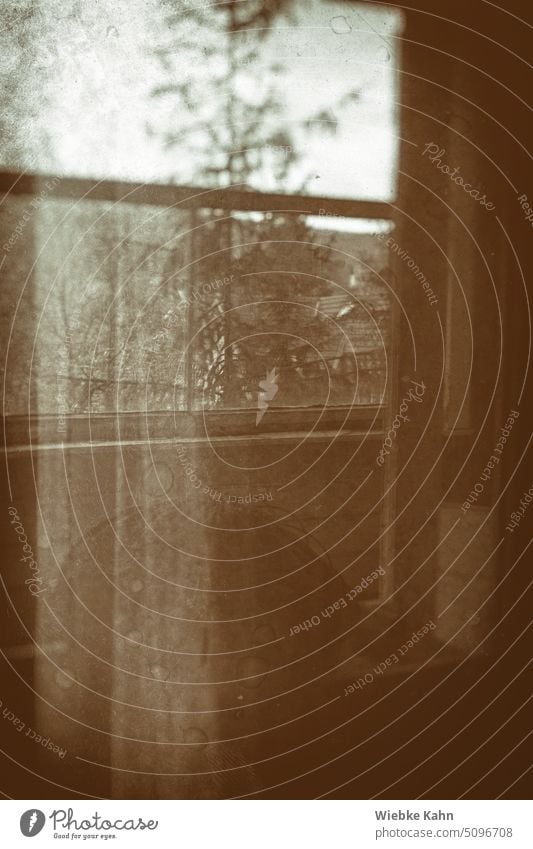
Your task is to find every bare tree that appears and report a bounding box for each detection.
[146,0,364,409]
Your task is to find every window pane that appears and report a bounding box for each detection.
[0,1,402,200]
[2,188,392,415]
[189,211,392,411]
[1,189,191,414]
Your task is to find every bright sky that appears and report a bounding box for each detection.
[264,0,402,199]
[41,0,402,201]
[5,0,403,202]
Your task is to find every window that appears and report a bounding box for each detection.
[1,3,402,423]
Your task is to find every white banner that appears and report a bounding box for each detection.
[1,800,530,848]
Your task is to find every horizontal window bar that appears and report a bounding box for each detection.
[0,170,393,219]
[3,407,385,448]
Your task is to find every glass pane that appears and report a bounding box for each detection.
[1,188,392,415]
[1,189,192,414]
[189,211,392,411]
[0,1,402,200]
